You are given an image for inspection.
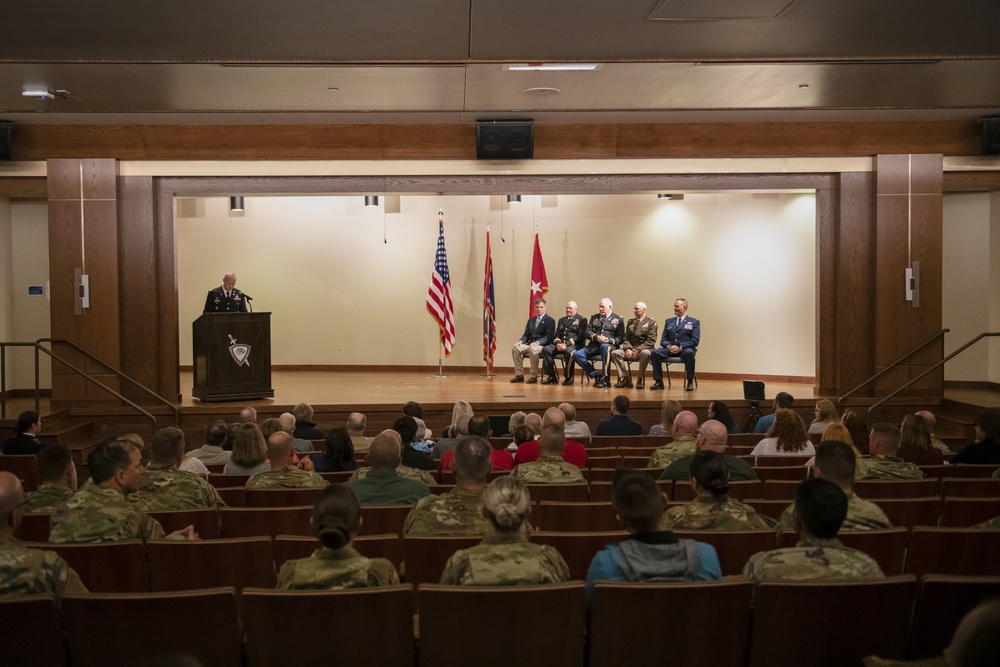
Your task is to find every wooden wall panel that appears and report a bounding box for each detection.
[815,185,838,394]
[0,177,46,198]
[154,179,180,403]
[46,159,80,200]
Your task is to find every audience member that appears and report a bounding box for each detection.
[647,411,699,468]
[914,410,952,453]
[809,399,840,434]
[439,476,570,585]
[432,415,469,461]
[277,485,399,589]
[405,436,493,535]
[442,415,512,471]
[392,416,435,471]
[559,402,592,443]
[742,478,884,582]
[292,403,325,440]
[238,406,257,424]
[346,412,372,453]
[897,414,944,465]
[856,423,926,480]
[345,431,429,505]
[775,441,891,532]
[410,418,434,454]
[310,427,359,473]
[511,425,587,484]
[647,400,683,437]
[259,418,285,445]
[402,400,430,439]
[505,411,527,437]
[662,451,771,530]
[595,395,643,436]
[129,427,224,510]
[524,412,543,436]
[514,408,588,468]
[50,441,197,543]
[224,423,270,475]
[951,412,1000,465]
[841,409,871,455]
[661,420,756,482]
[184,420,232,466]
[753,392,794,434]
[246,432,328,489]
[585,469,721,600]
[0,471,88,595]
[281,412,313,453]
[23,443,77,513]
[751,408,815,457]
[821,422,862,458]
[3,411,43,455]
[447,401,475,437]
[707,400,740,435]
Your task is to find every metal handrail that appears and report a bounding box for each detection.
[836,329,949,412]
[867,332,1000,414]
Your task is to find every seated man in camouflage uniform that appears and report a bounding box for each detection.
[776,440,891,532]
[663,450,772,530]
[856,423,926,480]
[743,478,885,582]
[0,471,88,595]
[345,430,429,506]
[510,424,587,485]
[128,426,224,511]
[50,441,198,543]
[647,411,700,469]
[23,443,77,513]
[351,427,437,485]
[404,436,493,535]
[660,420,757,482]
[246,432,329,490]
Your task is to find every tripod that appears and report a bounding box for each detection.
[745,400,763,433]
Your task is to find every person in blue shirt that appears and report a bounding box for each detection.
[585,469,721,603]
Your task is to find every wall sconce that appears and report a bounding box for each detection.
[365,195,379,207]
[229,196,245,212]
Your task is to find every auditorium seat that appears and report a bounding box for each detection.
[13,512,51,542]
[589,481,614,502]
[246,487,325,507]
[671,530,778,576]
[32,540,148,593]
[417,582,586,667]
[939,497,1000,526]
[917,464,953,480]
[0,594,67,667]
[908,574,1000,659]
[742,499,789,522]
[751,466,809,482]
[591,435,645,448]
[590,580,752,667]
[427,483,453,495]
[0,454,39,492]
[220,506,312,538]
[204,463,226,474]
[643,436,673,447]
[778,527,910,575]
[62,588,243,667]
[953,464,1000,478]
[533,501,621,532]
[672,479,763,502]
[588,468,619,483]
[727,434,766,448]
[617,446,658,457]
[242,585,415,667]
[874,497,942,528]
[939,477,1000,498]
[906,527,1000,576]
[525,483,590,503]
[273,533,404,571]
[208,472,251,487]
[753,455,813,467]
[318,470,355,484]
[587,455,623,469]
[146,508,221,539]
[146,536,276,591]
[402,535,482,584]
[532,531,628,580]
[760,479,801,500]
[621,455,655,468]
[215,486,246,506]
[586,447,618,457]
[357,504,414,537]
[747,575,918,667]
[853,478,940,498]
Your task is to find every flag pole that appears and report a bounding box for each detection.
[433,341,445,378]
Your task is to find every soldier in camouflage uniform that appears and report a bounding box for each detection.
[50,441,197,544]
[856,423,926,480]
[349,465,436,485]
[278,485,399,589]
[440,476,570,585]
[0,472,88,595]
[23,443,77,513]
[776,441,891,532]
[511,425,587,485]
[743,478,884,582]
[246,432,329,490]
[663,450,773,530]
[128,426,224,511]
[405,436,493,535]
[345,430,429,505]
[647,411,700,469]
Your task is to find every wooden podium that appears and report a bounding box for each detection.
[192,312,274,402]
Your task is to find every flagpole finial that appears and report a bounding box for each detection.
[438,208,444,217]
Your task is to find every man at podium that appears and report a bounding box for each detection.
[203,272,248,313]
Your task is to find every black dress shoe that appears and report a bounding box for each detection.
[540,376,558,385]
[597,376,612,388]
[650,382,664,390]
[636,378,644,389]
[510,376,524,383]
[562,377,575,386]
[684,379,694,391]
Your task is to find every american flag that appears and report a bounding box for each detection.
[483,228,497,372]
[426,215,456,356]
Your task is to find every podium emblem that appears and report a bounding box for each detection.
[227,334,251,367]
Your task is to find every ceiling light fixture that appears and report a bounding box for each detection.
[506,63,600,71]
[657,194,684,201]
[22,89,55,100]
[507,195,522,204]
[229,196,244,212]
[365,195,379,207]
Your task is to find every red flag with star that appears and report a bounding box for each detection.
[529,231,548,316]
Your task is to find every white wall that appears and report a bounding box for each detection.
[177,192,817,377]
[8,202,51,388]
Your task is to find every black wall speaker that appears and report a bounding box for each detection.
[0,122,11,161]
[476,120,533,160]
[983,117,1000,155]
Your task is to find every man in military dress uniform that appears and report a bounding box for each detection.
[610,302,658,389]
[651,298,700,391]
[246,432,329,489]
[541,301,587,385]
[572,298,625,388]
[128,426,225,511]
[404,436,492,535]
[23,443,77,513]
[203,272,248,313]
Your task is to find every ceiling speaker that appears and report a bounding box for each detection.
[0,122,11,161]
[983,117,1000,155]
[477,120,533,160]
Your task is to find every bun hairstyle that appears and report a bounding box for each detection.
[312,485,361,550]
[690,450,731,498]
[482,476,531,532]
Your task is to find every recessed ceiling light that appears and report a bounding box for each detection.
[505,63,600,71]
[523,87,561,96]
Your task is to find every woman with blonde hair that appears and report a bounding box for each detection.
[648,400,683,437]
[751,409,815,456]
[821,422,862,458]
[224,422,270,475]
[442,400,475,438]
[439,476,570,585]
[808,399,840,434]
